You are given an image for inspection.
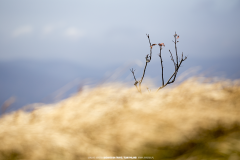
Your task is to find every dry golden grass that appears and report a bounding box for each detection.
[0,77,240,160]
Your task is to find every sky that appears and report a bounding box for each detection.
[0,0,240,112]
[0,0,239,67]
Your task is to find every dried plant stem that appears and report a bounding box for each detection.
[130,34,153,93]
[130,32,187,92]
[175,32,178,67]
[130,68,140,92]
[157,56,186,91]
[147,34,152,61]
[139,61,148,92]
[159,47,164,86]
[173,32,179,82]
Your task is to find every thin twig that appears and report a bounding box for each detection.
[139,61,148,92]
[130,68,140,92]
[174,32,178,67]
[130,32,187,92]
[157,55,187,91]
[146,34,152,60]
[138,34,153,92]
[158,44,165,86]
[169,50,176,67]
[130,68,137,81]
[157,32,187,90]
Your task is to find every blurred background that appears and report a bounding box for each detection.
[0,0,240,114]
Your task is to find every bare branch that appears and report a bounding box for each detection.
[158,43,165,86]
[130,68,140,92]
[174,32,179,67]
[157,54,187,91]
[139,61,148,92]
[130,32,188,93]
[157,59,185,91]
[157,32,187,91]
[145,54,150,63]
[169,50,176,67]
[146,34,153,61]
[129,34,154,93]
[138,35,154,92]
[169,49,178,82]
[130,68,137,81]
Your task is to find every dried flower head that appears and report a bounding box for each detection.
[158,43,165,47]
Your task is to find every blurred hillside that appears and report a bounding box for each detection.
[0,78,240,159]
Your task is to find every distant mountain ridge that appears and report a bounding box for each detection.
[0,59,107,114]
[1,56,240,115]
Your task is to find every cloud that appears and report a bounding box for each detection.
[135,59,143,67]
[42,25,54,35]
[12,25,33,37]
[64,27,85,39]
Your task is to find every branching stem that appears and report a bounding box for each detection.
[130,32,187,92]
[159,47,164,86]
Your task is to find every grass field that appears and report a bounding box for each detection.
[0,77,240,160]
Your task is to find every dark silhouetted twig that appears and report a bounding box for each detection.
[130,32,187,92]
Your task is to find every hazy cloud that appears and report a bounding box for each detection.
[0,0,239,66]
[135,59,143,67]
[42,25,54,35]
[64,27,85,39]
[12,25,33,37]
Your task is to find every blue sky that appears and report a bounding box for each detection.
[0,0,239,67]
